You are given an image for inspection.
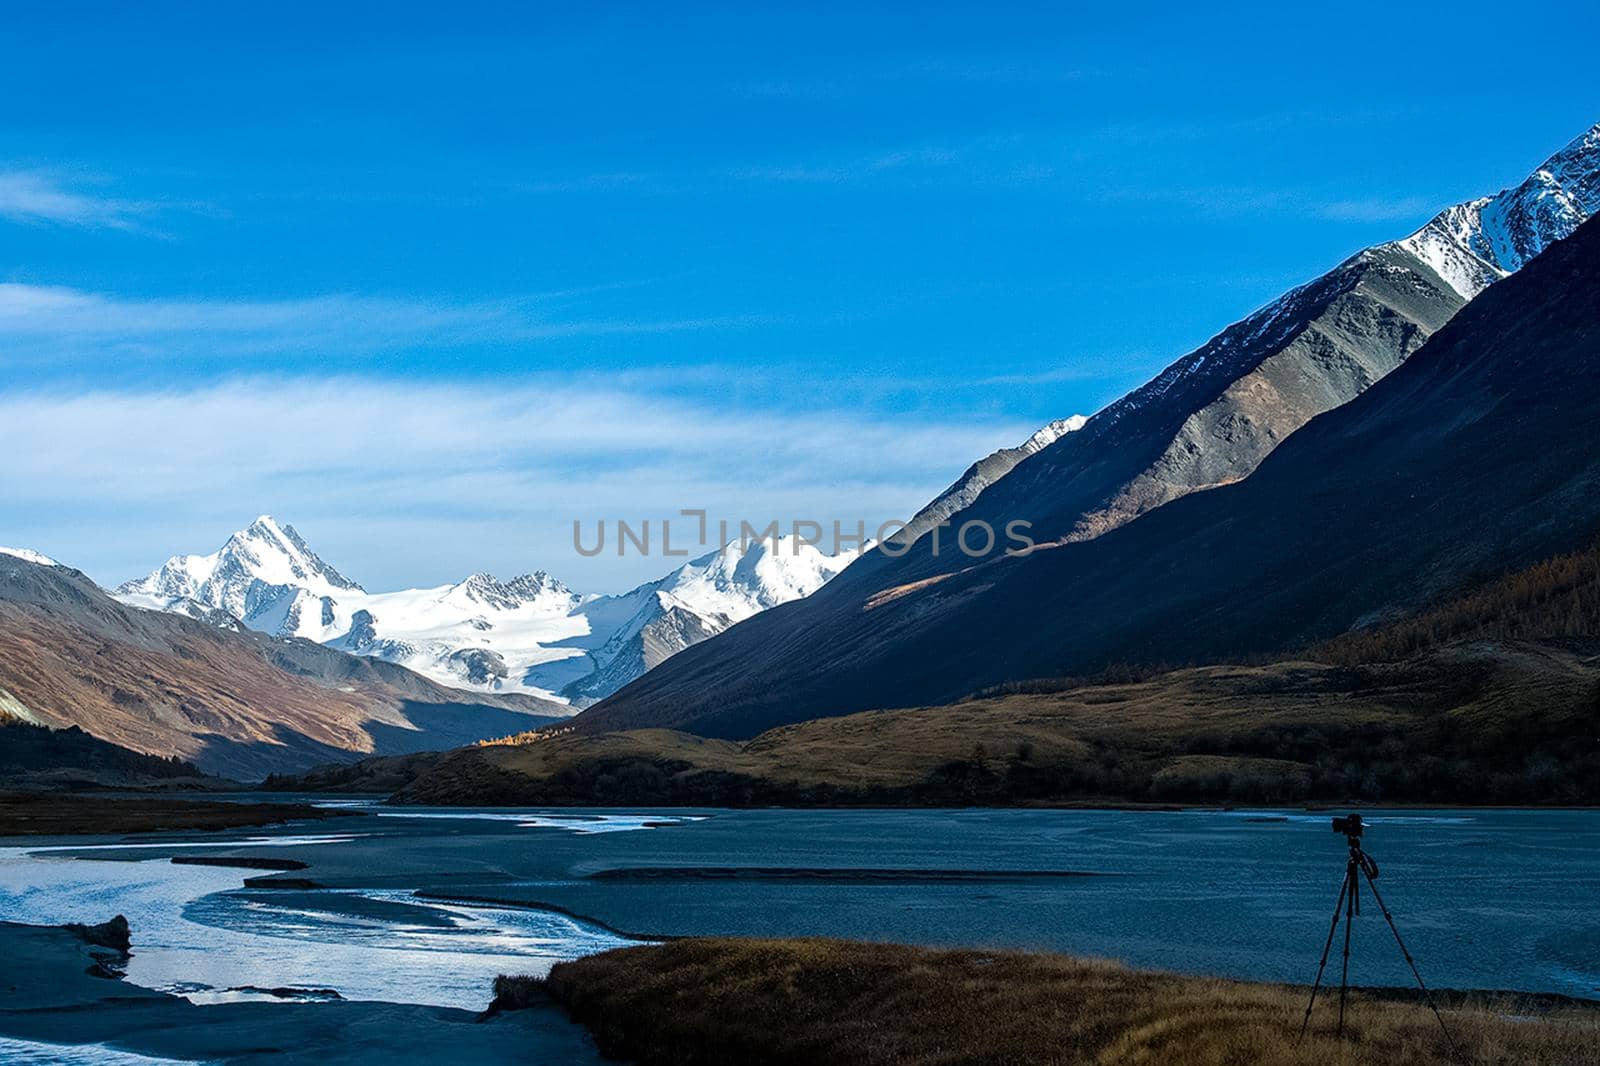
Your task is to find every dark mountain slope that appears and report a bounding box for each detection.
[1313,538,1600,664]
[860,123,1596,591]
[894,416,1086,546]
[339,638,1600,808]
[820,240,1465,605]
[579,213,1600,738]
[0,556,563,778]
[0,712,215,791]
[580,125,1600,738]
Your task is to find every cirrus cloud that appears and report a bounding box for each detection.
[0,170,156,230]
[0,375,1031,594]
[0,282,765,366]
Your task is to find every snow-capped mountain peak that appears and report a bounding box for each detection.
[232,515,363,591]
[1398,121,1600,299]
[443,570,574,612]
[117,514,362,623]
[661,534,859,615]
[529,534,864,705]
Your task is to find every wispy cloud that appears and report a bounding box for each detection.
[737,59,1084,101]
[0,376,1030,592]
[0,283,760,364]
[1313,196,1439,223]
[1095,182,1443,227]
[728,145,963,185]
[974,353,1162,387]
[0,170,153,230]
[514,172,656,195]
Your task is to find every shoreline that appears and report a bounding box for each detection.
[415,888,1600,1004]
[11,790,1597,851]
[369,794,1600,812]
[0,918,605,1065]
[3,913,1595,1066]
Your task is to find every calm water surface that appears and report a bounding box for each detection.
[1,805,1595,1010]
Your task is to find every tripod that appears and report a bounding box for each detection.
[1297,821,1457,1056]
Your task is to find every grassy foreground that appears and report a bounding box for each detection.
[502,939,1599,1066]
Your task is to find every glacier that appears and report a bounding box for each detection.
[116,516,860,708]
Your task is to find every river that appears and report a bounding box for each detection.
[1,803,1595,1013]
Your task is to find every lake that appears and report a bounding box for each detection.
[1,803,1595,1010]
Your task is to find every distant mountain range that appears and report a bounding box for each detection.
[0,552,563,778]
[578,120,1600,739]
[116,515,860,706]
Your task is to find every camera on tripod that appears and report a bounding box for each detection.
[1298,811,1456,1053]
[1331,813,1364,839]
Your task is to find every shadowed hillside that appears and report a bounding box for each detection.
[306,633,1597,808]
[283,533,1600,809]
[1317,539,1600,664]
[579,209,1600,741]
[0,712,215,791]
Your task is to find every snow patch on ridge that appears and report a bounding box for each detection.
[0,546,56,567]
[1023,415,1089,452]
[1398,123,1600,299]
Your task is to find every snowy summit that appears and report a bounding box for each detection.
[116,516,860,708]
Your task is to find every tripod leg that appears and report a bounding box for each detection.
[1337,867,1356,1037]
[1297,867,1352,1043]
[1360,865,1459,1059]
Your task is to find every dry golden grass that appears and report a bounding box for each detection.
[1316,539,1600,665]
[390,639,1597,806]
[523,938,1599,1066]
[402,660,1393,801]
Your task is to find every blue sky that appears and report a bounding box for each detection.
[3,1,1597,591]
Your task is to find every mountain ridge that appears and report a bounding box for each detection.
[578,126,1600,739]
[896,415,1088,546]
[117,519,860,706]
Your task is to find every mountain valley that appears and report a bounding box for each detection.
[580,122,1600,741]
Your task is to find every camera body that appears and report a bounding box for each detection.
[1331,813,1364,838]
